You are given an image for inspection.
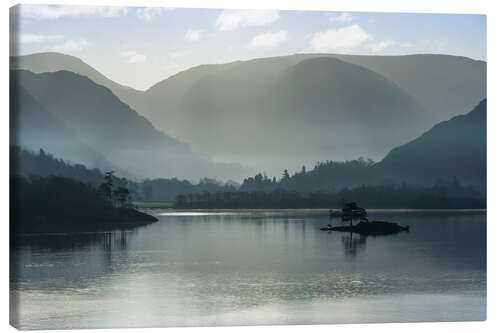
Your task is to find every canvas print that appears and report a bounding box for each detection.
[9,4,486,330]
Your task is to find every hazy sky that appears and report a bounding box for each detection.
[10,4,486,90]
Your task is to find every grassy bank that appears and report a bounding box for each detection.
[133,201,174,209]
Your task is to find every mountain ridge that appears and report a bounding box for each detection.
[11,52,486,178]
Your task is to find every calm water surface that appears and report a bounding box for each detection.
[10,210,486,329]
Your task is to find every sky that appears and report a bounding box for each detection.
[10,4,486,90]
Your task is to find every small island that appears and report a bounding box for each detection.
[321,202,410,235]
[10,172,158,235]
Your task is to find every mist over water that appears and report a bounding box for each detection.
[10,210,486,329]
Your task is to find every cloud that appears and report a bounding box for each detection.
[309,24,399,54]
[19,33,64,44]
[121,50,147,64]
[310,25,371,53]
[185,29,204,42]
[366,40,395,52]
[169,50,191,59]
[249,30,287,49]
[51,39,89,52]
[215,9,280,31]
[17,4,128,20]
[136,7,172,21]
[328,12,353,23]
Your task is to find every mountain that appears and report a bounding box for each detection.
[374,99,486,192]
[11,69,247,180]
[12,52,486,176]
[332,54,486,121]
[129,54,485,174]
[136,56,430,174]
[135,52,485,127]
[240,100,486,195]
[13,53,485,125]
[10,79,114,171]
[10,52,144,110]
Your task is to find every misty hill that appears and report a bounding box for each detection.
[373,99,486,191]
[137,57,431,174]
[12,52,486,176]
[14,53,484,123]
[10,80,114,171]
[133,54,485,174]
[11,69,246,180]
[135,53,485,131]
[331,54,486,121]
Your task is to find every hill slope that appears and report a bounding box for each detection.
[11,69,246,180]
[332,53,486,121]
[10,52,144,109]
[240,100,486,195]
[10,79,114,171]
[374,99,486,191]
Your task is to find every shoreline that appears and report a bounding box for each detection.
[152,208,487,213]
[11,208,159,236]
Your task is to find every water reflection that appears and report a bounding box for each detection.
[10,210,486,329]
[341,233,367,259]
[12,229,134,251]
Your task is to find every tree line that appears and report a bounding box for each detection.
[174,180,484,209]
[11,147,485,210]
[240,158,377,195]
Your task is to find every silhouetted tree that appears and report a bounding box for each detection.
[99,171,115,206]
[114,186,131,208]
[282,169,290,181]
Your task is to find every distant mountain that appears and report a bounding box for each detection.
[331,54,486,121]
[12,53,486,124]
[10,52,144,110]
[135,52,485,127]
[11,69,247,180]
[374,99,486,191]
[130,54,485,174]
[137,56,430,174]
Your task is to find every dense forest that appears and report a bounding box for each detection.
[11,146,104,186]
[139,177,237,202]
[174,178,484,209]
[240,158,376,194]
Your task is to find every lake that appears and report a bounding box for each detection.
[10,209,486,329]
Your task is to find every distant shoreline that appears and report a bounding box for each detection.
[151,208,486,217]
